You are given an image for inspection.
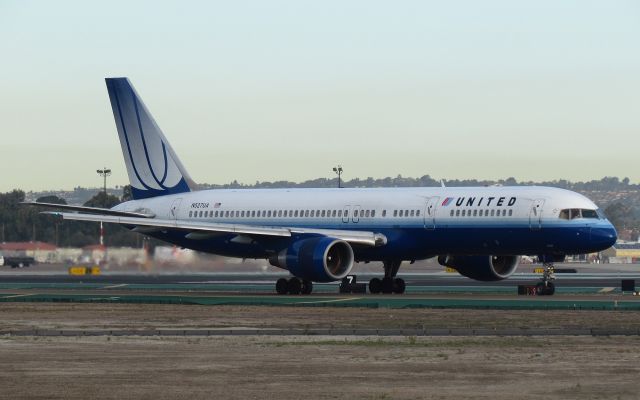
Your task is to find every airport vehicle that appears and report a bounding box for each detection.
[0,253,35,268]
[25,78,617,294]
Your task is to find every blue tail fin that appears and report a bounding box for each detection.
[105,78,195,200]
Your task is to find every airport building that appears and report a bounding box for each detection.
[602,242,640,264]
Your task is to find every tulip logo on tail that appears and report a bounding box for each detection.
[106,78,194,200]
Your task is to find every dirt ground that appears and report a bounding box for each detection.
[2,303,640,331]
[1,304,640,399]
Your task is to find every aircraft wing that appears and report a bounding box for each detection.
[23,202,155,218]
[44,212,387,247]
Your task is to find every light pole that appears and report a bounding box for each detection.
[97,168,111,197]
[332,165,343,188]
[96,168,111,247]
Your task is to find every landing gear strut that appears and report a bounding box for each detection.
[536,264,556,296]
[275,277,313,295]
[369,260,405,294]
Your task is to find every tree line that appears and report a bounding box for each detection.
[0,188,141,247]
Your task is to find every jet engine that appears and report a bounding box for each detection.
[269,237,354,282]
[438,255,520,281]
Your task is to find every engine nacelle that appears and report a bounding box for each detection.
[269,237,354,282]
[438,255,520,281]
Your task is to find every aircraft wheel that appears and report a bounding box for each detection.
[381,277,394,294]
[301,280,313,295]
[545,282,555,296]
[393,278,406,294]
[369,278,382,294]
[288,277,302,295]
[276,278,289,295]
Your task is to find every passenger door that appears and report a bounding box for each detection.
[529,199,545,230]
[342,205,351,223]
[424,197,439,229]
[352,205,361,223]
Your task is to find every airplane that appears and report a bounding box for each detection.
[26,77,618,295]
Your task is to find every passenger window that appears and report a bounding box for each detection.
[456,210,460,217]
[305,210,309,217]
[450,210,454,217]
[462,210,466,217]
[241,211,245,217]
[502,210,507,217]
[382,210,386,217]
[321,210,325,217]
[189,211,193,217]
[343,210,348,217]
[405,210,409,217]
[508,209,513,217]
[372,210,376,218]
[364,210,369,218]
[276,210,281,217]
[393,210,397,217]
[410,210,414,217]
[473,210,477,217]
[490,210,494,217]
[416,210,420,217]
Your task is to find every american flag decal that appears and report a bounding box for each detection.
[441,197,454,206]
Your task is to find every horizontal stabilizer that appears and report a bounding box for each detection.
[22,202,155,218]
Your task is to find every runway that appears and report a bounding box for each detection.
[1,269,639,310]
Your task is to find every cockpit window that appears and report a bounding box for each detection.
[559,208,600,220]
[581,209,598,219]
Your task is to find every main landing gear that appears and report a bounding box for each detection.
[536,264,556,296]
[275,277,313,295]
[369,260,406,294]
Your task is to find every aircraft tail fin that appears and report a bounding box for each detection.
[105,77,196,200]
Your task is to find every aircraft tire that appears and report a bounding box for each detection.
[301,280,313,295]
[369,278,382,294]
[288,277,302,295]
[545,282,555,296]
[393,278,406,294]
[276,278,289,295]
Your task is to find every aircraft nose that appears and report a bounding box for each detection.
[590,224,617,250]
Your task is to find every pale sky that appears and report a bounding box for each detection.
[1,0,639,191]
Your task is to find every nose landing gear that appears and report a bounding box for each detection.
[369,260,405,294]
[536,264,556,295]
